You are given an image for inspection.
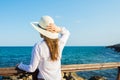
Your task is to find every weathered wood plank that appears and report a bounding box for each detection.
[61,62,120,72]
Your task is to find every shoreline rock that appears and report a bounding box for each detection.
[88,76,107,80]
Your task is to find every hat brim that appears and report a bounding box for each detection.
[31,22,59,39]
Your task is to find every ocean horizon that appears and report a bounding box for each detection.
[0,46,120,80]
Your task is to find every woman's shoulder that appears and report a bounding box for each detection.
[35,41,42,45]
[33,40,45,47]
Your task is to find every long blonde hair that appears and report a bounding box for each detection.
[41,34,59,61]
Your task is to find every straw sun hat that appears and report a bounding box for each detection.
[31,16,59,39]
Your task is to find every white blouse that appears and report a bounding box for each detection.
[18,27,70,80]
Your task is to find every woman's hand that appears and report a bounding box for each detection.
[47,23,61,33]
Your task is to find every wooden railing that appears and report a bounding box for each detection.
[0,62,120,80]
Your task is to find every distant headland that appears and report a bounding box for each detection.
[106,44,120,52]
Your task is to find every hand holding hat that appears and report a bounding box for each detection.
[46,23,61,33]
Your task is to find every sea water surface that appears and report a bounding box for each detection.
[0,46,120,80]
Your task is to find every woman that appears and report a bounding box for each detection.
[17,16,70,80]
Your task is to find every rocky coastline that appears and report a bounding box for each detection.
[2,72,107,80]
[106,44,120,52]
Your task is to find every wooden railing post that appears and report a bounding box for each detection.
[117,67,120,80]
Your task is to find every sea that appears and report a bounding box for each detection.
[0,46,120,80]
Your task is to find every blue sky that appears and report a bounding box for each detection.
[0,0,120,46]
